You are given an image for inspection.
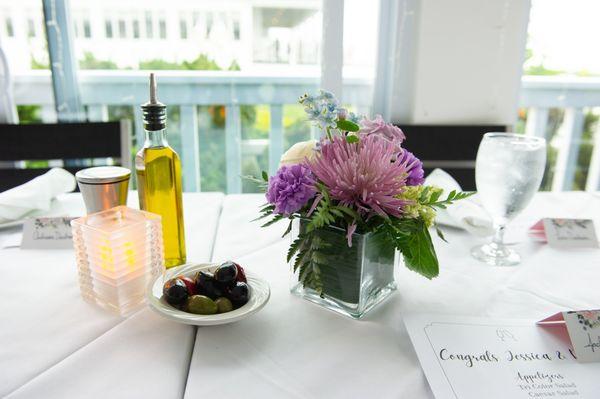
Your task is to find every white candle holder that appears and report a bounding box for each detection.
[71,206,165,316]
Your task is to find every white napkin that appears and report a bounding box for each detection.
[0,168,76,223]
[425,168,494,237]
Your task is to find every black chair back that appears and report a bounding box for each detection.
[0,121,131,192]
[399,124,507,190]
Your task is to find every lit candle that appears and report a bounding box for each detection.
[72,206,165,316]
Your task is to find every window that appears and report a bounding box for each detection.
[233,19,240,40]
[145,11,153,38]
[118,19,126,38]
[5,17,14,37]
[158,18,166,39]
[179,18,187,39]
[105,20,113,38]
[132,19,139,38]
[83,19,91,38]
[27,18,35,38]
[206,13,213,38]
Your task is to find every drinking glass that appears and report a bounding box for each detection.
[471,133,546,266]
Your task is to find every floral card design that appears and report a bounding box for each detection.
[541,218,599,248]
[538,310,600,363]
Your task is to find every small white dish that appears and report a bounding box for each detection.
[147,263,270,326]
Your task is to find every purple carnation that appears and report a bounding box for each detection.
[266,164,316,216]
[398,150,425,186]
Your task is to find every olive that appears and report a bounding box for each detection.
[163,278,189,306]
[178,276,197,296]
[233,262,247,284]
[195,271,224,300]
[215,297,233,313]
[214,261,238,286]
[185,295,218,315]
[226,281,250,308]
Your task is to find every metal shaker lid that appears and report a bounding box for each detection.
[76,166,131,184]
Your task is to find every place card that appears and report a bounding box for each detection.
[528,218,598,248]
[404,313,600,399]
[538,310,600,363]
[21,217,76,249]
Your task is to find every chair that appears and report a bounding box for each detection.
[0,120,131,192]
[398,124,507,190]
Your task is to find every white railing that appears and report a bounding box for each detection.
[12,70,372,193]
[10,71,600,192]
[521,76,600,192]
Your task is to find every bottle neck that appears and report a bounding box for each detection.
[144,128,168,148]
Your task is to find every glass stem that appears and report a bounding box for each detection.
[492,220,506,247]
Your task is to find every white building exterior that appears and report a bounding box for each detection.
[0,0,321,73]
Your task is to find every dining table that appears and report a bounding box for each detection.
[1,191,599,399]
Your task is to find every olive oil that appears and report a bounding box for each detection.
[135,73,186,268]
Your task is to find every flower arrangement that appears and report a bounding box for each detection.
[252,90,472,296]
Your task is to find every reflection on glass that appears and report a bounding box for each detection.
[471,133,546,266]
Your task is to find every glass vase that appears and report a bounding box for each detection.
[289,219,397,319]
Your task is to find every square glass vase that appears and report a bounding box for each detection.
[289,219,397,319]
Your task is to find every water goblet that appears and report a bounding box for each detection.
[471,133,546,266]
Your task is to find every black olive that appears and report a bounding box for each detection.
[214,261,238,286]
[195,271,224,300]
[163,278,189,306]
[226,281,249,308]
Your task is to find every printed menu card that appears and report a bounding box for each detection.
[404,314,600,399]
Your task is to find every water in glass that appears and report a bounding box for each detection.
[471,133,546,266]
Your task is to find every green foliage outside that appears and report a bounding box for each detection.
[139,54,220,71]
[16,105,42,123]
[30,57,48,70]
[79,52,118,69]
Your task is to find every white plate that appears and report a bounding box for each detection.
[147,263,270,326]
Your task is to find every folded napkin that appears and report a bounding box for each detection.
[0,168,76,223]
[425,168,494,237]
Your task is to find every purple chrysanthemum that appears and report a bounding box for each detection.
[266,164,316,216]
[359,115,405,147]
[309,135,409,218]
[397,149,425,186]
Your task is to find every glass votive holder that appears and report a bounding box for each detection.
[71,206,165,316]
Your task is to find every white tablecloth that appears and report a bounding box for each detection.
[0,192,224,398]
[1,192,599,398]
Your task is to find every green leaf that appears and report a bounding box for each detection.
[435,225,447,243]
[250,212,272,222]
[282,219,293,238]
[336,119,360,132]
[242,175,268,189]
[259,203,275,213]
[262,170,269,181]
[261,214,284,227]
[398,220,439,279]
[429,189,442,203]
[419,186,431,203]
[335,205,360,220]
[422,189,475,209]
[345,134,359,143]
[287,234,306,262]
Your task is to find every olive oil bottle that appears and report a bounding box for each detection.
[135,73,186,268]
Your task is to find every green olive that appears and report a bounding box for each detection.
[215,297,233,313]
[185,295,218,315]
